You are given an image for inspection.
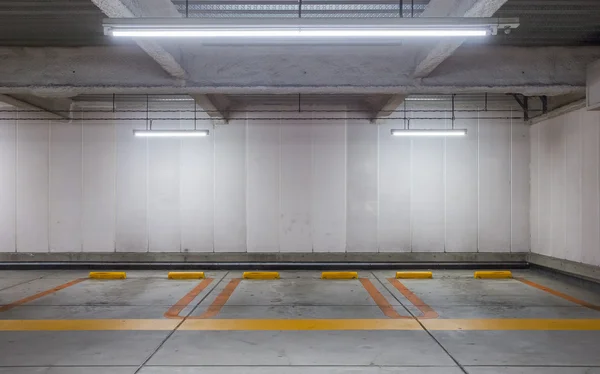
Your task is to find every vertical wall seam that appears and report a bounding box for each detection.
[510,109,513,253]
[146,112,150,253]
[409,128,413,253]
[376,116,380,253]
[311,109,315,253]
[579,112,582,262]
[80,111,83,253]
[245,111,249,253]
[442,112,446,253]
[344,106,348,253]
[278,115,282,253]
[14,109,18,253]
[179,110,183,253]
[47,119,51,253]
[563,111,567,259]
[212,118,216,253]
[477,111,480,252]
[112,111,117,252]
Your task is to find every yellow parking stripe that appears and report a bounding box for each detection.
[180,319,422,331]
[0,319,179,331]
[421,319,600,331]
[2,319,600,331]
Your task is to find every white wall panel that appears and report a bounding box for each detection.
[82,112,115,252]
[532,108,600,267]
[479,115,511,252]
[247,115,280,253]
[410,119,445,252]
[180,115,214,253]
[511,118,531,252]
[445,118,478,252]
[311,116,346,252]
[214,119,246,252]
[581,111,600,266]
[537,119,553,257]
[530,124,539,255]
[549,117,567,259]
[564,111,582,263]
[115,111,148,252]
[377,120,411,252]
[49,119,82,252]
[280,114,312,253]
[147,114,180,252]
[0,111,16,252]
[16,117,49,252]
[0,103,531,255]
[346,118,378,252]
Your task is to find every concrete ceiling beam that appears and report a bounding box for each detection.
[191,94,233,123]
[91,0,187,79]
[1,45,599,97]
[413,0,509,78]
[365,94,407,123]
[0,94,73,120]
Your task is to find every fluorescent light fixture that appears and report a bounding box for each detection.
[112,29,488,38]
[104,18,519,39]
[391,129,467,137]
[134,130,209,137]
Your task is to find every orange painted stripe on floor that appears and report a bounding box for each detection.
[359,278,407,319]
[196,278,241,319]
[0,278,87,312]
[164,278,214,319]
[516,277,600,312]
[388,278,439,319]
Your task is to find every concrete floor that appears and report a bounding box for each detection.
[0,269,599,373]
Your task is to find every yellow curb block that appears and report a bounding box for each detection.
[168,272,205,280]
[396,271,433,279]
[321,271,358,280]
[474,270,512,279]
[243,271,280,279]
[89,272,126,280]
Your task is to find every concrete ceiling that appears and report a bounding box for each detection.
[0,0,599,118]
[1,0,599,47]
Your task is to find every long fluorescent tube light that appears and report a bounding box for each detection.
[134,130,209,137]
[391,129,467,137]
[112,29,488,38]
[104,18,519,39]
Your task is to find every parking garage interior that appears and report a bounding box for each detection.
[1,0,600,373]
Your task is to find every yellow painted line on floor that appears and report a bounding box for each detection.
[168,272,205,280]
[321,271,358,280]
[243,272,280,280]
[1,319,600,331]
[0,319,179,331]
[474,270,512,279]
[396,271,433,279]
[89,272,127,280]
[164,278,214,319]
[0,278,86,312]
[516,277,600,312]
[421,319,600,331]
[180,319,422,331]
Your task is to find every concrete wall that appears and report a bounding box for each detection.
[0,102,529,254]
[531,107,600,267]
